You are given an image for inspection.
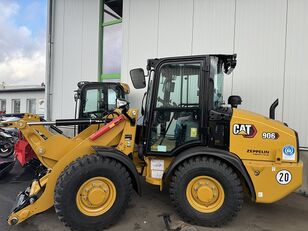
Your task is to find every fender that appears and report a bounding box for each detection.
[93,146,142,196]
[163,146,256,200]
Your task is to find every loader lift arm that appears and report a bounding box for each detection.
[5,107,139,225]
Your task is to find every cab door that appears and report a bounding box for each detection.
[145,58,207,156]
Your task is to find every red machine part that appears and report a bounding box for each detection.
[89,115,125,141]
[14,131,36,166]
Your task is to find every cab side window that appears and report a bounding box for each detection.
[84,89,103,113]
[107,88,117,110]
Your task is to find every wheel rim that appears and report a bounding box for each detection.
[186,176,225,213]
[76,177,116,216]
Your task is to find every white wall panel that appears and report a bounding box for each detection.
[193,0,236,102]
[51,0,65,120]
[192,0,235,54]
[81,2,102,80]
[283,0,308,147]
[157,0,193,57]
[121,0,160,108]
[61,0,83,119]
[233,0,287,120]
[51,0,100,120]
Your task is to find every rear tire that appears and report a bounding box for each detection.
[169,156,243,227]
[54,154,132,231]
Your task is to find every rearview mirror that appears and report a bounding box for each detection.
[130,68,146,89]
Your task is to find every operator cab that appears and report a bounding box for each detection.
[75,81,129,133]
[131,54,236,156]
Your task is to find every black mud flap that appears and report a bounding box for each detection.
[0,160,15,178]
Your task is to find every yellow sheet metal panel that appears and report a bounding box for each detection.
[243,160,303,203]
[230,108,298,163]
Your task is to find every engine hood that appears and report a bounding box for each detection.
[229,108,298,162]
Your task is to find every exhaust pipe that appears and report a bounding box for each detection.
[269,98,279,120]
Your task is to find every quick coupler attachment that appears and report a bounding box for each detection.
[7,173,49,225]
[8,186,37,225]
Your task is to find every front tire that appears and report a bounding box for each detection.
[54,154,132,231]
[169,157,243,227]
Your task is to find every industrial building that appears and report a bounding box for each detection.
[0,84,45,116]
[46,0,308,149]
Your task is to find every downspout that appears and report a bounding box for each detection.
[45,0,55,120]
[98,0,104,82]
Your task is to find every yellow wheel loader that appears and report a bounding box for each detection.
[2,54,303,230]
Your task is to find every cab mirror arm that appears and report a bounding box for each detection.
[122,109,135,126]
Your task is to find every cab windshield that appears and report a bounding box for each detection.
[210,57,225,109]
[81,85,123,118]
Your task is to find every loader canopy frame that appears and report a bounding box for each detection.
[79,82,125,119]
[77,82,126,133]
[141,55,236,156]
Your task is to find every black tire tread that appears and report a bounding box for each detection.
[169,156,243,227]
[54,154,132,231]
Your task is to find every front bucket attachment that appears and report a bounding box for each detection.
[0,159,15,178]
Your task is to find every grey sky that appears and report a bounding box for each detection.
[0,0,46,86]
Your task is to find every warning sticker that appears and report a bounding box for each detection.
[190,128,198,138]
[151,170,164,179]
[282,145,296,161]
[151,159,164,171]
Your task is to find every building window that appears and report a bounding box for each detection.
[101,0,123,82]
[38,99,45,115]
[0,99,6,114]
[12,99,20,113]
[27,99,36,114]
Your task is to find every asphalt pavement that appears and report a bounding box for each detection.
[1,161,308,231]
